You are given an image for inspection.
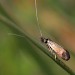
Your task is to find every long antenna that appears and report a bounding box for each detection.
[35,0,43,37]
[8,0,43,38]
[8,33,25,37]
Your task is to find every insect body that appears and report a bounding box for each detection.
[34,0,70,61]
[8,0,70,61]
[41,37,70,61]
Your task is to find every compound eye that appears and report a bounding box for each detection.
[44,39,48,43]
[41,37,45,43]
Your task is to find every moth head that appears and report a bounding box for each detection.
[41,37,48,43]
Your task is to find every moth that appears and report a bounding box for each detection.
[41,37,70,61]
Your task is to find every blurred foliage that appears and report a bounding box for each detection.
[0,0,75,75]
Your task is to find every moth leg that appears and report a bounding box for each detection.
[48,46,54,53]
[54,54,57,60]
[48,46,57,60]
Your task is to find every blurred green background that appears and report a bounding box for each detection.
[0,0,75,75]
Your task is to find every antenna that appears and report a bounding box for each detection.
[35,0,43,37]
[8,33,25,37]
[8,0,43,38]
